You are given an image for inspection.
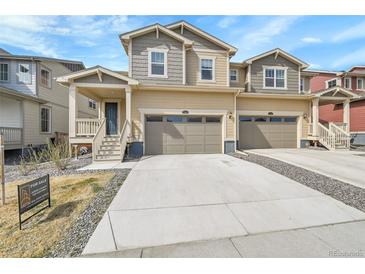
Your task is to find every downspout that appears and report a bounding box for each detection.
[233,89,242,152]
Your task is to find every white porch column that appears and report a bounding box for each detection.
[97,100,102,119]
[125,86,132,137]
[343,99,350,133]
[312,98,319,137]
[69,84,78,138]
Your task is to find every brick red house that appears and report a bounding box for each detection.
[309,67,365,145]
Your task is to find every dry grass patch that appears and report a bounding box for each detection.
[0,172,115,258]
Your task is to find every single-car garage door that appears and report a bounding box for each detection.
[145,115,222,155]
[239,116,297,149]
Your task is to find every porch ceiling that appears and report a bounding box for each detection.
[78,87,126,100]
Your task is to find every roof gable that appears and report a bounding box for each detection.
[315,86,360,99]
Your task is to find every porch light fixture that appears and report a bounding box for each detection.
[303,113,308,119]
[182,110,189,114]
[268,112,274,115]
[227,111,233,119]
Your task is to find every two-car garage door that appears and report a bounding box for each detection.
[239,116,297,149]
[145,115,222,155]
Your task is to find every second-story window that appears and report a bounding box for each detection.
[40,67,51,88]
[88,99,96,110]
[326,78,337,89]
[230,69,238,82]
[148,49,167,77]
[0,63,9,82]
[344,77,351,89]
[357,78,364,90]
[264,67,286,89]
[300,78,304,92]
[200,58,214,81]
[18,63,31,84]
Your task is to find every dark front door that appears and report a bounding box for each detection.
[105,102,118,135]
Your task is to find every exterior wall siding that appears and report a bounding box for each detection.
[310,73,336,92]
[229,65,246,88]
[0,95,23,128]
[250,54,300,93]
[131,31,184,85]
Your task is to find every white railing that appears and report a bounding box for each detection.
[318,123,335,150]
[119,120,131,161]
[76,118,101,136]
[329,122,350,149]
[308,123,313,136]
[0,127,22,145]
[332,122,348,132]
[92,118,106,161]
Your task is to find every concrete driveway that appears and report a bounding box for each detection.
[248,149,365,189]
[83,154,365,257]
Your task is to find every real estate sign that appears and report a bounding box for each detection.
[17,174,51,229]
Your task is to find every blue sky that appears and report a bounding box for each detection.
[1,15,365,71]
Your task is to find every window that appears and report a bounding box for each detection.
[300,78,304,92]
[200,58,214,81]
[40,67,51,88]
[283,117,297,123]
[239,117,253,122]
[254,117,267,122]
[146,115,163,122]
[264,67,286,89]
[18,63,31,84]
[230,69,238,82]
[206,116,221,123]
[326,78,337,89]
[148,49,167,77]
[344,78,351,89]
[187,116,202,123]
[88,99,96,110]
[357,78,364,90]
[166,116,184,123]
[40,106,51,133]
[269,117,282,122]
[0,63,9,82]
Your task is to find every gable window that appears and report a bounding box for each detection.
[148,49,168,77]
[326,78,337,89]
[263,67,287,89]
[230,69,238,82]
[18,63,31,84]
[0,63,9,82]
[40,106,51,133]
[344,77,352,89]
[40,67,51,88]
[88,99,96,110]
[300,78,304,92]
[357,78,364,90]
[200,58,215,81]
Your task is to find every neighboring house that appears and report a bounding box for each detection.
[0,48,98,153]
[310,67,365,145]
[56,21,359,162]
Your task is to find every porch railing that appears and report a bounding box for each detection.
[0,127,23,145]
[332,122,348,132]
[76,118,101,136]
[92,118,106,161]
[318,123,335,150]
[329,122,350,149]
[119,120,131,161]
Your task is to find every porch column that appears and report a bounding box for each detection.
[312,98,319,137]
[69,84,78,138]
[125,86,132,137]
[343,99,350,133]
[97,100,102,119]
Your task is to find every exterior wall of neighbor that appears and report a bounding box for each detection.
[310,73,336,92]
[229,65,246,88]
[250,54,300,93]
[130,89,235,145]
[131,31,184,85]
[236,97,311,139]
[0,58,37,96]
[302,76,311,92]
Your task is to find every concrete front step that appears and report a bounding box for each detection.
[102,141,120,146]
[95,155,122,161]
[98,150,121,156]
[104,137,120,142]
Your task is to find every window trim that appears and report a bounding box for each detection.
[40,106,52,134]
[147,48,168,78]
[0,62,10,82]
[17,62,32,84]
[88,99,97,110]
[300,77,304,92]
[325,77,338,89]
[199,56,216,82]
[229,69,239,82]
[357,77,364,90]
[262,66,288,90]
[39,65,52,89]
[344,77,352,90]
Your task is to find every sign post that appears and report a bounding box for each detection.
[0,134,5,206]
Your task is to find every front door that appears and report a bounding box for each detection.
[105,102,118,135]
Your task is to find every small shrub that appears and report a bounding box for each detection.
[45,141,71,171]
[18,148,44,176]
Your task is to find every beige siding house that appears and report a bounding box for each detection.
[57,20,359,162]
[0,49,97,151]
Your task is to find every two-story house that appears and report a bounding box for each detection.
[0,48,98,154]
[310,67,365,145]
[57,21,359,162]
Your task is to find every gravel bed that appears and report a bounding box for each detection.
[47,168,131,258]
[230,152,365,213]
[4,154,93,183]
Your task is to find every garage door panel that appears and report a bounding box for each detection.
[186,145,205,153]
[205,144,221,153]
[205,124,221,135]
[165,145,185,154]
[185,124,204,135]
[186,135,205,144]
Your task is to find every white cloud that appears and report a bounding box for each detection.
[308,63,322,69]
[331,46,365,68]
[332,21,365,43]
[301,37,322,43]
[218,16,238,28]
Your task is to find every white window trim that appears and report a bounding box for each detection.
[262,66,288,90]
[17,62,32,84]
[344,77,352,90]
[147,48,168,78]
[40,65,52,89]
[0,62,10,82]
[325,77,338,89]
[300,77,304,92]
[357,77,364,90]
[229,69,239,83]
[88,99,97,110]
[199,56,216,82]
[40,106,52,134]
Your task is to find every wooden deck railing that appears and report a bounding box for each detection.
[92,118,106,161]
[0,127,22,145]
[329,122,350,149]
[76,119,101,136]
[318,123,335,150]
[119,120,130,161]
